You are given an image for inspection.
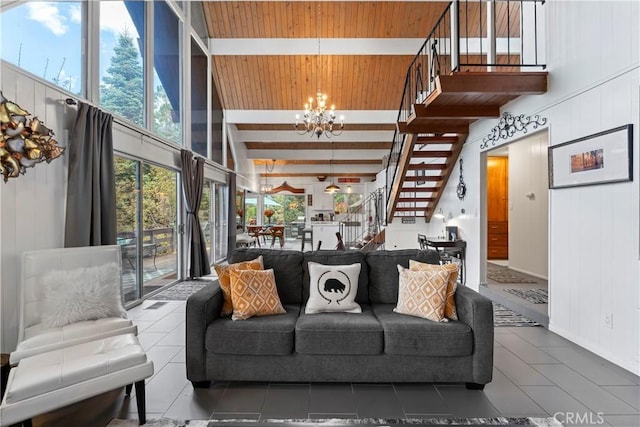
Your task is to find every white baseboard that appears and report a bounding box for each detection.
[508,265,548,281]
[548,323,640,376]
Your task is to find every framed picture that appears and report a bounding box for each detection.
[548,124,633,189]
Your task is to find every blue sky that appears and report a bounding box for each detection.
[1,1,140,95]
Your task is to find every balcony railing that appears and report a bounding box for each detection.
[386,0,546,207]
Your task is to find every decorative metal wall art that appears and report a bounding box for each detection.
[481,112,547,149]
[0,91,65,182]
[456,158,466,201]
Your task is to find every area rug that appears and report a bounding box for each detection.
[150,279,213,301]
[503,288,548,304]
[486,265,536,284]
[108,417,562,427]
[493,303,540,327]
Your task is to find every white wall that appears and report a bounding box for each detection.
[434,0,640,374]
[0,62,231,353]
[508,131,549,279]
[1,65,71,352]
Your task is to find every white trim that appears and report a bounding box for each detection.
[549,323,640,376]
[210,37,521,56]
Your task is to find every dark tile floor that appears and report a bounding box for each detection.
[30,292,639,427]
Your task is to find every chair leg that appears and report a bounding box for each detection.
[134,380,146,425]
[125,383,133,396]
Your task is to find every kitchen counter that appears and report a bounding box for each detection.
[310,223,342,250]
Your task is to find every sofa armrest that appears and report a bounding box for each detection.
[455,286,494,384]
[186,281,223,383]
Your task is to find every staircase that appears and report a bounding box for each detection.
[340,188,385,251]
[386,0,548,223]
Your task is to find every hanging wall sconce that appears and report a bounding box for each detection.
[0,91,65,182]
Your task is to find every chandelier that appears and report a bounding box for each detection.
[295,92,344,138]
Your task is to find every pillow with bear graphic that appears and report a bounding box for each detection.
[305,262,361,314]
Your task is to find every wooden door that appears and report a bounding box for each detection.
[487,156,508,259]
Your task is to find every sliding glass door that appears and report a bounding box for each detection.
[214,183,228,263]
[115,155,179,305]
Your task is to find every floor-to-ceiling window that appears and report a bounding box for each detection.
[191,37,208,157]
[99,1,145,126]
[1,2,82,95]
[153,1,182,144]
[115,155,179,304]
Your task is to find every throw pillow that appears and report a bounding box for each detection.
[214,256,264,316]
[40,263,126,328]
[306,262,362,314]
[395,265,449,322]
[409,260,459,320]
[229,268,286,320]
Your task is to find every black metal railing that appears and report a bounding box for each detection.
[385,0,546,212]
[340,188,385,250]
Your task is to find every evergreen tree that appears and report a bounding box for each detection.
[100,30,143,125]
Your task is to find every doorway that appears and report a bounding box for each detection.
[480,130,550,326]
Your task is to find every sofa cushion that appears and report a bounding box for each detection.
[373,304,473,356]
[214,256,264,316]
[206,304,300,355]
[410,260,459,320]
[303,251,369,304]
[295,304,383,355]
[395,265,449,322]
[366,250,440,304]
[229,268,286,320]
[230,249,304,304]
[306,262,362,314]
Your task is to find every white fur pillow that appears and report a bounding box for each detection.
[40,262,126,328]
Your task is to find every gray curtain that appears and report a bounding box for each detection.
[64,103,116,247]
[227,173,237,251]
[181,150,211,277]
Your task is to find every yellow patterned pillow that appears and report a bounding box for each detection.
[409,260,459,320]
[214,256,263,316]
[229,268,286,321]
[395,265,449,322]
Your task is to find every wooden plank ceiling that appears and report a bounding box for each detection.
[202,1,524,182]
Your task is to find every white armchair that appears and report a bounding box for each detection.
[10,245,137,365]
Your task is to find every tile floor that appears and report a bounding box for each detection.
[27,249,639,427]
[480,261,549,327]
[71,298,636,427]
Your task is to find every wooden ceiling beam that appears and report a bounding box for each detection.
[245,141,392,150]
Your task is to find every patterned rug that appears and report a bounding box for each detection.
[487,265,536,284]
[108,417,562,426]
[149,279,213,301]
[493,303,540,327]
[504,288,548,304]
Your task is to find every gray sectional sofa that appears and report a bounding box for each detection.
[186,248,494,389]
